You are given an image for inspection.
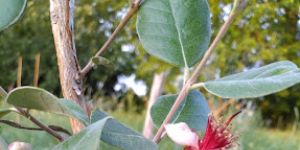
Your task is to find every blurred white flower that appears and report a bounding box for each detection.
[8,141,32,150]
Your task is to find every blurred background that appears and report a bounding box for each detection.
[0,0,300,149]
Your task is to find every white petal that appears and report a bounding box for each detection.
[8,141,32,150]
[165,122,199,148]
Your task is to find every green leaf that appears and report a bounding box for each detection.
[151,90,210,131]
[52,117,110,150]
[6,86,89,125]
[92,56,111,67]
[0,87,7,101]
[204,61,300,99]
[0,0,27,31]
[58,99,90,125]
[0,108,17,118]
[136,0,211,67]
[91,109,158,150]
[0,136,8,150]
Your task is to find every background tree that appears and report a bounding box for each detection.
[207,0,300,127]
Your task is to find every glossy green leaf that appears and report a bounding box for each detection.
[52,117,110,150]
[91,109,158,150]
[6,86,89,125]
[151,90,210,131]
[0,0,27,31]
[136,0,211,67]
[204,61,300,99]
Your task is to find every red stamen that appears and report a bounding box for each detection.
[225,110,242,126]
[184,111,242,150]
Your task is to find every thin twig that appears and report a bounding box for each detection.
[80,0,143,77]
[0,120,71,135]
[16,108,64,142]
[152,0,247,143]
[0,120,43,131]
[48,125,72,135]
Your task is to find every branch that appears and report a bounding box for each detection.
[16,108,64,142]
[0,120,71,136]
[49,0,89,133]
[48,125,72,136]
[0,119,42,131]
[80,0,143,77]
[152,0,247,143]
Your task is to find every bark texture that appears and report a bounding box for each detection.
[49,0,90,133]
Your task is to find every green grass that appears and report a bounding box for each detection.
[240,129,300,150]
[0,110,299,150]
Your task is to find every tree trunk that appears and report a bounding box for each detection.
[49,0,90,133]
